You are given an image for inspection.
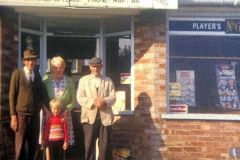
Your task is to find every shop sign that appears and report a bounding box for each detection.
[0,0,178,9]
[169,19,225,32]
[169,18,240,35]
[170,104,188,113]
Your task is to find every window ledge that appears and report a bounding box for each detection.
[162,113,240,121]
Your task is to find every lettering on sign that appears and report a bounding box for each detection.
[88,0,107,2]
[131,0,139,3]
[170,104,188,113]
[226,19,240,33]
[113,0,126,3]
[192,22,222,31]
[156,0,168,6]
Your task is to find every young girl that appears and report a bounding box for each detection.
[43,98,68,160]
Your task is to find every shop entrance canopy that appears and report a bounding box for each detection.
[0,0,178,9]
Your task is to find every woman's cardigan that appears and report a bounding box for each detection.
[43,74,76,110]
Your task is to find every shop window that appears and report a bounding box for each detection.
[46,59,82,74]
[21,14,41,31]
[169,35,240,114]
[46,37,97,86]
[21,33,40,69]
[21,33,40,53]
[47,37,96,59]
[103,16,131,34]
[47,17,100,36]
[106,35,132,114]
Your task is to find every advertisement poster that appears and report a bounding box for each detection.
[170,82,181,100]
[216,64,240,109]
[176,70,196,107]
[112,91,126,114]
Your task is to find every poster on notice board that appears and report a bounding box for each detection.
[216,63,240,109]
[176,70,196,107]
[170,82,181,100]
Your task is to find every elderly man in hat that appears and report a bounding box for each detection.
[9,49,48,160]
[77,57,116,160]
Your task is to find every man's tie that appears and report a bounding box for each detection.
[29,73,32,84]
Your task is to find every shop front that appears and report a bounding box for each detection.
[2,0,240,160]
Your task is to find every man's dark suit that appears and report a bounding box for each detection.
[9,68,48,160]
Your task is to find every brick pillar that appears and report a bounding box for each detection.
[111,11,167,160]
[132,11,167,160]
[0,7,18,159]
[0,7,18,120]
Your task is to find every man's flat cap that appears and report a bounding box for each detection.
[89,57,102,65]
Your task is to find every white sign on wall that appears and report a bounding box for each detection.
[0,0,178,9]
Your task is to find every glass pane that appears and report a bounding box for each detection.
[47,17,100,36]
[21,33,40,53]
[103,16,131,33]
[21,14,41,31]
[47,37,96,59]
[106,35,131,111]
[169,35,240,114]
[21,33,40,69]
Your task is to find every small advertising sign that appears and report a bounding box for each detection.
[112,91,126,114]
[170,82,181,100]
[170,104,188,113]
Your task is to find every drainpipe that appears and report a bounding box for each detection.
[179,0,240,7]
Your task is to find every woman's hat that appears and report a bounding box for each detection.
[23,50,37,60]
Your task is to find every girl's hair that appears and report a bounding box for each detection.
[49,98,63,110]
[50,56,66,68]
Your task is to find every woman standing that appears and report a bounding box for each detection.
[43,56,75,110]
[42,56,76,147]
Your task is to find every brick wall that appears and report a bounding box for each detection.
[0,123,14,159]
[111,10,240,160]
[0,7,18,120]
[163,120,240,160]
[0,7,18,159]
